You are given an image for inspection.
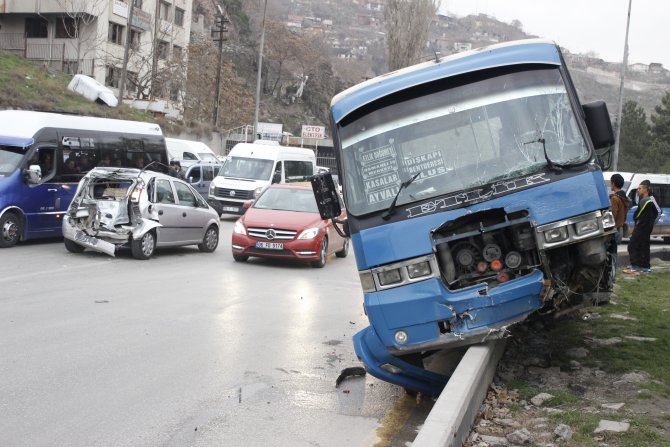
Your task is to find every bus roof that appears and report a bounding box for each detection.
[0,110,163,139]
[330,39,562,124]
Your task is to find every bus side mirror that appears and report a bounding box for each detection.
[25,165,42,184]
[583,101,614,169]
[310,172,342,220]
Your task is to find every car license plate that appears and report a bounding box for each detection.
[74,230,98,246]
[256,241,283,250]
[222,206,239,212]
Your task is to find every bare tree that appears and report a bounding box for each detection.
[54,0,108,73]
[384,0,441,71]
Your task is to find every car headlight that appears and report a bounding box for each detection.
[233,220,246,235]
[543,226,568,243]
[253,187,263,198]
[574,218,599,236]
[298,227,319,240]
[209,183,215,194]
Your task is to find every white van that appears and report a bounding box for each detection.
[208,143,316,214]
[165,138,219,163]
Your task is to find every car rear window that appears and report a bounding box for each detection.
[90,181,133,199]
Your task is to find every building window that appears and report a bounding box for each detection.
[133,0,143,7]
[56,17,78,38]
[159,1,170,21]
[172,45,182,61]
[175,7,185,26]
[106,65,120,88]
[108,23,124,45]
[25,17,48,38]
[157,40,169,60]
[130,29,142,50]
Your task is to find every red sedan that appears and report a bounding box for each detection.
[231,183,349,268]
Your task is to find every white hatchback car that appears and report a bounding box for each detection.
[62,167,220,259]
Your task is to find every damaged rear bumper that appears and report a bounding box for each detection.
[354,269,545,395]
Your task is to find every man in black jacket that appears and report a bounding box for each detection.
[625,180,661,274]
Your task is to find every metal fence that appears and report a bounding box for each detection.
[0,33,94,76]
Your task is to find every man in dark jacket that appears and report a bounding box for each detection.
[625,179,661,274]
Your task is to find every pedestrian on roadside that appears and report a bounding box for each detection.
[608,173,632,273]
[169,160,185,180]
[624,180,661,274]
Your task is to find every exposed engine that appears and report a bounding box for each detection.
[433,208,540,290]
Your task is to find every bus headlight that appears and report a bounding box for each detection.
[378,268,402,286]
[359,271,376,293]
[407,261,431,279]
[575,218,599,236]
[543,226,568,243]
[601,210,615,228]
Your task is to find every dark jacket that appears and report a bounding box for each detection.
[633,195,660,234]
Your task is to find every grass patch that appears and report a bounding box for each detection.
[551,271,670,391]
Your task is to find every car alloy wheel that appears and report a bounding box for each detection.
[131,231,156,260]
[198,225,219,252]
[311,237,328,268]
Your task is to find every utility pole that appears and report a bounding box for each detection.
[253,0,268,140]
[118,1,136,103]
[612,0,633,171]
[212,5,229,127]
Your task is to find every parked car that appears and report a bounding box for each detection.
[231,183,349,267]
[183,161,223,197]
[62,167,220,259]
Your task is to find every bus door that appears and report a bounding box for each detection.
[22,145,63,236]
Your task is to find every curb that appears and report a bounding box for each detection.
[412,339,505,447]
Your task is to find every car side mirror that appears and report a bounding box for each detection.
[243,200,254,209]
[25,164,42,184]
[310,172,342,220]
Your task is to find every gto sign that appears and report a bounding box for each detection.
[301,125,325,139]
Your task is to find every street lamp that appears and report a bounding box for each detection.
[612,0,633,171]
[253,0,268,141]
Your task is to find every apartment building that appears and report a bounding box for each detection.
[0,0,192,113]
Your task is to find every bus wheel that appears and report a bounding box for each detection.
[0,212,21,248]
[131,231,156,260]
[64,238,85,253]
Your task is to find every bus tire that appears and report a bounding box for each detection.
[131,231,156,260]
[64,238,85,253]
[0,212,22,248]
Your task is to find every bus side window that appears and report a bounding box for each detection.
[31,147,56,181]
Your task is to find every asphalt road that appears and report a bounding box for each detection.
[0,217,402,447]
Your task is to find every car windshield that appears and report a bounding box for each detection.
[254,187,319,213]
[337,68,590,216]
[218,156,273,181]
[0,145,26,176]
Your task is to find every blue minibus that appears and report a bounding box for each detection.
[312,39,616,395]
[0,110,168,248]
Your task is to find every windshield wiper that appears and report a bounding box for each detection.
[381,172,421,220]
[525,138,562,174]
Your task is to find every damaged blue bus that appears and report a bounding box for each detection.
[311,39,616,396]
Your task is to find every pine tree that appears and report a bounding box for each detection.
[618,100,651,172]
[649,92,670,172]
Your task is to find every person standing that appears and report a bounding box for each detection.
[625,180,661,274]
[609,173,631,273]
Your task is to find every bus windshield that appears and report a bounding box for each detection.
[338,68,590,216]
[0,145,26,176]
[218,156,274,181]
